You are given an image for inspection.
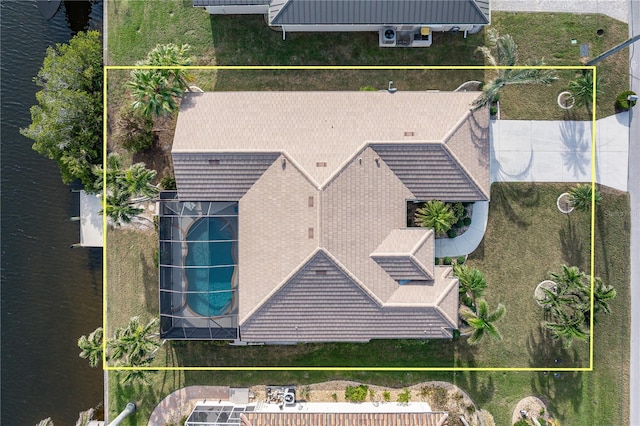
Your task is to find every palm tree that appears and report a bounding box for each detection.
[568,70,603,115]
[459,299,506,345]
[143,43,193,92]
[108,316,160,366]
[102,190,144,226]
[91,152,123,194]
[592,277,616,315]
[567,183,601,212]
[127,69,184,117]
[538,286,574,317]
[453,264,487,309]
[121,163,159,200]
[545,310,588,348]
[473,29,558,109]
[415,200,457,235]
[127,43,193,117]
[78,327,103,368]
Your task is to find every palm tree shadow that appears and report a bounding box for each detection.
[559,215,584,269]
[526,323,573,368]
[453,355,495,406]
[560,120,590,180]
[491,183,537,228]
[112,373,158,426]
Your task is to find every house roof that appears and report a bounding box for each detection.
[269,0,490,26]
[171,91,489,342]
[244,410,448,426]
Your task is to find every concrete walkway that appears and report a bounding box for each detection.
[148,386,230,426]
[492,0,628,22]
[435,202,489,257]
[491,114,630,191]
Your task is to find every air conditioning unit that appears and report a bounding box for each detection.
[283,391,295,405]
[379,27,396,47]
[381,27,396,44]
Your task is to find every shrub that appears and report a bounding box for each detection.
[383,391,391,402]
[115,103,155,153]
[435,257,441,265]
[415,200,457,235]
[369,389,375,401]
[514,420,529,426]
[457,256,466,265]
[568,183,601,211]
[451,202,465,219]
[490,106,498,116]
[456,219,464,228]
[463,217,472,226]
[345,384,368,402]
[615,90,637,110]
[331,393,338,402]
[397,388,411,404]
[447,228,457,238]
[444,256,453,265]
[360,85,377,91]
[161,174,177,190]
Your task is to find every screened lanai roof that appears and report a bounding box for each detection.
[159,198,239,339]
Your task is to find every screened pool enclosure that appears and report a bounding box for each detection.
[159,197,239,339]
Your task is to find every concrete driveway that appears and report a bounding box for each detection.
[491,113,630,190]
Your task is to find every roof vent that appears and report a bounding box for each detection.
[208,159,220,165]
[315,269,326,275]
[316,162,327,167]
[404,131,415,137]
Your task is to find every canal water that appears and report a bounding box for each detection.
[1,1,104,424]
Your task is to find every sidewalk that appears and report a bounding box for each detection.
[492,0,628,23]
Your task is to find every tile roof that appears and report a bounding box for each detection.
[268,0,490,26]
[172,91,481,189]
[171,91,490,341]
[371,228,435,281]
[240,250,457,342]
[244,410,448,426]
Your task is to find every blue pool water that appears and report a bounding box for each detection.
[185,217,235,317]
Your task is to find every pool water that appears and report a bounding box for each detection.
[185,217,236,317]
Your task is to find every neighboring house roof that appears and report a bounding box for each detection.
[269,0,490,26]
[171,91,489,342]
[244,410,449,426]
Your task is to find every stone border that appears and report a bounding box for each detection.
[535,280,558,307]
[512,396,549,425]
[556,192,574,214]
[557,91,575,110]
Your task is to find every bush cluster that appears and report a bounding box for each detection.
[344,384,368,402]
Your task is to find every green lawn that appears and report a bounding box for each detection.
[106,183,630,424]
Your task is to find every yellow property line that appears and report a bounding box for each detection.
[102,65,598,372]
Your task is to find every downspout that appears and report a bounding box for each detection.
[282,26,286,40]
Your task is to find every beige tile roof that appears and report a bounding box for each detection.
[240,250,457,342]
[171,91,491,341]
[173,91,480,188]
[244,410,448,426]
[370,228,434,281]
[238,155,319,322]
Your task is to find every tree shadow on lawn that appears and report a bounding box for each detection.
[526,323,586,369]
[112,371,161,426]
[490,183,540,229]
[529,356,584,423]
[453,351,495,407]
[140,250,159,314]
[171,338,457,369]
[559,215,585,270]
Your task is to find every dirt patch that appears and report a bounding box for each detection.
[512,396,549,425]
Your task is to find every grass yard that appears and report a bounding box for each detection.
[490,13,630,120]
[107,182,630,424]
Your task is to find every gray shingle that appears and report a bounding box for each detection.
[270,0,490,25]
[240,250,456,342]
[371,143,488,201]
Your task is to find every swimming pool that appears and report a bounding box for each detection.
[184,217,236,317]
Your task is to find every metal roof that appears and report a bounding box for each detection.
[270,0,490,25]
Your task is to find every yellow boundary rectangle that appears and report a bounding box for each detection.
[102,65,597,372]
